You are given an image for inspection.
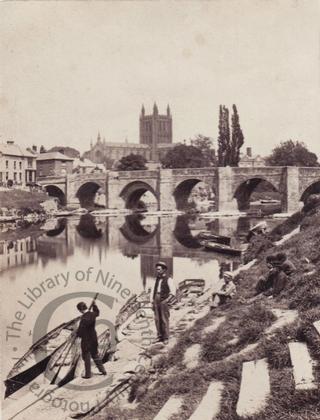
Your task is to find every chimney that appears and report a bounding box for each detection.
[246,147,252,157]
[32,145,37,152]
[7,140,14,145]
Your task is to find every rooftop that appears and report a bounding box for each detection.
[36,152,74,161]
[0,142,36,158]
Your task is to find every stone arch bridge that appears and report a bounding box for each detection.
[38,166,320,213]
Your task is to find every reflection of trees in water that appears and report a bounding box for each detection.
[76,214,103,239]
[173,215,202,249]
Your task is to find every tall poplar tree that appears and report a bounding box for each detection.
[217,105,231,166]
[230,104,244,166]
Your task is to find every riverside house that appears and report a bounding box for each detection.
[36,152,74,178]
[0,141,37,187]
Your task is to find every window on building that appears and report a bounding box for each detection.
[19,173,22,182]
[0,173,2,183]
[5,160,8,169]
[19,162,22,170]
[27,158,33,168]
[13,172,17,181]
[6,172,8,180]
[14,161,16,170]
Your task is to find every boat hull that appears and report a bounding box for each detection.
[202,241,242,256]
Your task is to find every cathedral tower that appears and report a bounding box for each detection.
[139,103,172,161]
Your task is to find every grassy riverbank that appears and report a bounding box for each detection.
[95,196,320,420]
[0,190,49,212]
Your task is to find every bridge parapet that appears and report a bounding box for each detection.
[172,167,216,176]
[38,176,67,184]
[109,170,159,180]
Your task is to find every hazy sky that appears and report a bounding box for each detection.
[1,1,319,156]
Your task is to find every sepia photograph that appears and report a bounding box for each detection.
[0,1,320,419]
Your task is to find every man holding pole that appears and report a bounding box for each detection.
[76,296,107,379]
[152,261,176,345]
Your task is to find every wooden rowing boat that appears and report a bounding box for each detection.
[196,231,231,245]
[115,291,150,328]
[45,327,113,386]
[201,241,242,256]
[4,317,80,398]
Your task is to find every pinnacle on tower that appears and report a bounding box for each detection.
[97,132,101,143]
[153,102,158,115]
[141,104,145,116]
[167,104,171,116]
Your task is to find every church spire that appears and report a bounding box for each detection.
[153,102,158,115]
[97,132,101,143]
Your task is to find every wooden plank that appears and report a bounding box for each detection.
[153,396,183,420]
[288,342,316,390]
[188,382,223,420]
[236,359,270,417]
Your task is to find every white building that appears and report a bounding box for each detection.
[239,147,266,168]
[72,158,106,174]
[0,141,37,186]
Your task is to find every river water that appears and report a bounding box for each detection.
[0,213,283,379]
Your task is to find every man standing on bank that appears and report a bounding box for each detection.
[76,300,107,379]
[152,261,176,345]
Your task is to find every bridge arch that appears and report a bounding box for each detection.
[233,177,282,211]
[76,214,103,239]
[119,181,158,210]
[120,215,159,244]
[45,185,66,205]
[76,182,104,209]
[300,180,320,203]
[173,215,202,249]
[173,179,216,211]
[46,218,67,237]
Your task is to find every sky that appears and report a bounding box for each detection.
[1,0,319,157]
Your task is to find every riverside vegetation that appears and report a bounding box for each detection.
[94,195,320,420]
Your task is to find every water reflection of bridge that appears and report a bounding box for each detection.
[2,214,270,284]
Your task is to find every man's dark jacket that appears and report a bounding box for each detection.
[77,304,99,352]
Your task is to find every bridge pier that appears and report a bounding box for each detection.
[159,169,176,211]
[217,167,238,212]
[284,167,302,213]
[107,172,126,210]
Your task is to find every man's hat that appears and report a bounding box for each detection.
[155,261,168,269]
[223,271,233,279]
[77,301,87,311]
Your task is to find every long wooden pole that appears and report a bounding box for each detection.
[50,293,99,384]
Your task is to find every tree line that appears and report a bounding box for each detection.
[38,105,319,170]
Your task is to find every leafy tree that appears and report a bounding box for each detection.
[161,144,207,168]
[48,146,80,158]
[190,134,217,166]
[266,140,319,167]
[117,153,147,171]
[230,104,244,166]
